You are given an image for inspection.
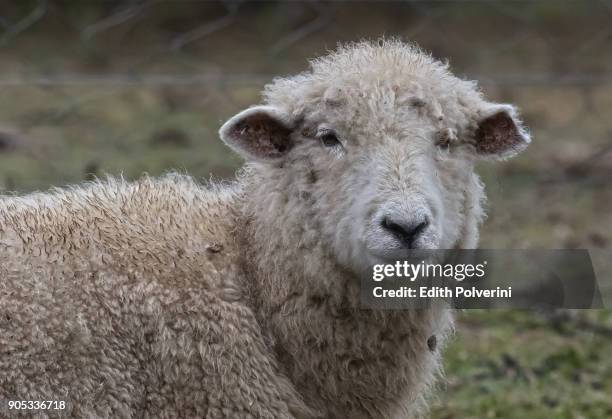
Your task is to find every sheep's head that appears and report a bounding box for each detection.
[220,40,530,274]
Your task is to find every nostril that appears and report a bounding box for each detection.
[381,217,429,248]
[411,219,429,239]
[381,218,406,236]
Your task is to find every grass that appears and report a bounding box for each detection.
[431,310,612,418]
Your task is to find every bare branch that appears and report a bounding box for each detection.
[269,3,335,56]
[80,1,150,41]
[170,13,235,51]
[0,0,48,45]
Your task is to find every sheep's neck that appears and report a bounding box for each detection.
[236,177,445,417]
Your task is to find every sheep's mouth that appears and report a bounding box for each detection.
[366,247,436,263]
[364,235,439,258]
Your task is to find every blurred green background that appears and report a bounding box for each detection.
[0,1,611,417]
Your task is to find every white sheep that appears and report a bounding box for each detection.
[0,40,529,418]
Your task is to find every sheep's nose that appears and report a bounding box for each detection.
[381,216,429,249]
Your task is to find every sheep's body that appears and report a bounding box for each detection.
[0,175,313,418]
[0,174,448,418]
[1,40,529,418]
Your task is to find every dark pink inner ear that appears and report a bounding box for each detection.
[475,111,524,155]
[230,113,293,158]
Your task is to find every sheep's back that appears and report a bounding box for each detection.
[0,175,302,417]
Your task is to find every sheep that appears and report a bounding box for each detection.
[0,39,530,418]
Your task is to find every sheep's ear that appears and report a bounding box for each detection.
[473,104,530,159]
[219,106,294,161]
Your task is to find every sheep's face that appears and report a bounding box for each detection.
[220,43,530,274]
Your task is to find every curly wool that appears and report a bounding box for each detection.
[0,174,314,418]
[1,171,452,418]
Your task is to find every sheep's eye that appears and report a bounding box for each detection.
[319,131,341,148]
